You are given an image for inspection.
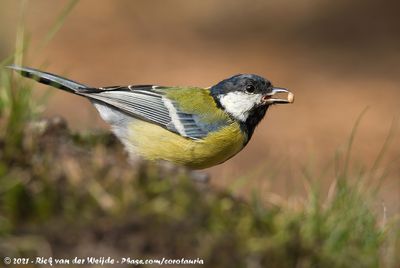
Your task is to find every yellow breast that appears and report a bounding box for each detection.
[129,120,246,169]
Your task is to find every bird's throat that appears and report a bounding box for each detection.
[241,105,269,144]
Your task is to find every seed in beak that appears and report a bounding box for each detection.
[287,92,294,103]
[263,87,294,104]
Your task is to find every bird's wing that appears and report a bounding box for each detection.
[81,85,230,140]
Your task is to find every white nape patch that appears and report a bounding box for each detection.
[162,97,187,136]
[219,92,262,121]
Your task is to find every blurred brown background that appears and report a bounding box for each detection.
[0,0,399,212]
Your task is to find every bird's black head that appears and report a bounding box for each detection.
[210,74,293,140]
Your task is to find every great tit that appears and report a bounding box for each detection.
[8,65,294,169]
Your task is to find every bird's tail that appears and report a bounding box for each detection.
[7,65,88,93]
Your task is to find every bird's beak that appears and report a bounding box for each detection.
[262,87,294,104]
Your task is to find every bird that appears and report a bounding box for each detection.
[8,65,294,169]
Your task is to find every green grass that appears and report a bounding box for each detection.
[0,110,398,267]
[0,1,399,267]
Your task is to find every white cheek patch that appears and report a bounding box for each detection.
[219,92,262,121]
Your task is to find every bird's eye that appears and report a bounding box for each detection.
[245,84,255,93]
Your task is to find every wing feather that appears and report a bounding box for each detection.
[81,85,225,139]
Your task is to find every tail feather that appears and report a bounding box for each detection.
[7,65,88,93]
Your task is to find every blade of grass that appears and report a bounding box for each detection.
[370,116,399,177]
[342,107,369,178]
[39,0,80,50]
[13,0,28,67]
